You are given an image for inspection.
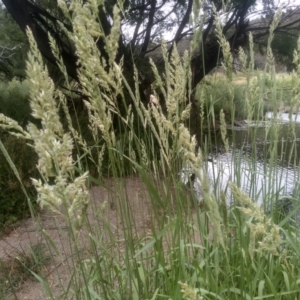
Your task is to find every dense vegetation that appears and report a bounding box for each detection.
[1,0,300,299]
[2,0,300,93]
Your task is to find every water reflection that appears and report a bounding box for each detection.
[265,112,300,123]
[197,113,300,209]
[194,151,300,207]
[206,113,300,165]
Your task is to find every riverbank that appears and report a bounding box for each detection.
[200,71,299,123]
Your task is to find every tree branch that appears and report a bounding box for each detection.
[141,0,157,53]
[172,0,194,44]
[2,0,78,79]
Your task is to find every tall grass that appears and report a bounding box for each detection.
[1,0,300,299]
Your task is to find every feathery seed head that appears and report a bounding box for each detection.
[150,94,159,106]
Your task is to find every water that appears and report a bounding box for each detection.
[265,112,300,123]
[194,151,300,206]
[193,112,300,212]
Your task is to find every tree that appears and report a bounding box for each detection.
[0,5,28,80]
[2,0,300,96]
[252,7,300,71]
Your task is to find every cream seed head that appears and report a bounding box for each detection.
[149,94,159,106]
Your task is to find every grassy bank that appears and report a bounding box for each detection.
[200,70,299,123]
[1,1,300,299]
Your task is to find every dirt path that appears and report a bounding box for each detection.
[0,176,159,299]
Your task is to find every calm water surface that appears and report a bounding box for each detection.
[197,113,300,207]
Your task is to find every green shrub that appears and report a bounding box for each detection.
[0,79,31,127]
[0,133,38,229]
[200,71,297,122]
[200,76,249,121]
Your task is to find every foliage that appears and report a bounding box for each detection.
[0,79,36,229]
[252,7,300,72]
[0,5,28,80]
[0,79,31,126]
[1,1,300,299]
[2,0,300,92]
[200,74,247,120]
[199,70,299,122]
[0,134,38,229]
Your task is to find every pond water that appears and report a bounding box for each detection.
[194,112,300,212]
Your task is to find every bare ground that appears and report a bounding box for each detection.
[0,176,201,300]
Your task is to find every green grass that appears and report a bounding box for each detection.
[200,70,299,123]
[1,1,300,299]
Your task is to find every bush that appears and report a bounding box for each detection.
[200,71,297,122]
[0,79,31,127]
[0,133,38,229]
[200,75,249,121]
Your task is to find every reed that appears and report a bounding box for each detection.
[1,1,300,299]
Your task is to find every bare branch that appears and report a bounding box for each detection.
[0,44,24,61]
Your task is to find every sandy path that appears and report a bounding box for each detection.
[0,176,155,299]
